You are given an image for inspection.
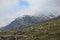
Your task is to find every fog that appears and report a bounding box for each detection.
[0,0,60,27]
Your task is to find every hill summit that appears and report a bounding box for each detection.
[0,15,60,40]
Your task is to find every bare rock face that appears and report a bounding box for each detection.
[1,14,55,31]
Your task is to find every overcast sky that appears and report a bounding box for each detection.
[0,0,60,28]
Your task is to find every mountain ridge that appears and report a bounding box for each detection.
[0,15,60,40]
[1,14,55,31]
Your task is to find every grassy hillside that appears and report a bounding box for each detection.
[0,16,60,40]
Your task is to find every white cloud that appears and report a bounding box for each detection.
[0,0,18,7]
[16,0,60,16]
[0,0,19,27]
[0,0,60,27]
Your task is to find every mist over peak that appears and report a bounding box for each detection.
[0,0,60,27]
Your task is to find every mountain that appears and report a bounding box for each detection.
[20,15,60,40]
[0,15,60,40]
[1,14,55,31]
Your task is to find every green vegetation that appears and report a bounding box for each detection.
[0,16,60,40]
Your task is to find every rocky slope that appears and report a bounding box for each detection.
[1,15,53,31]
[0,15,60,40]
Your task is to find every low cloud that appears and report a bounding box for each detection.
[16,0,60,16]
[0,0,60,27]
